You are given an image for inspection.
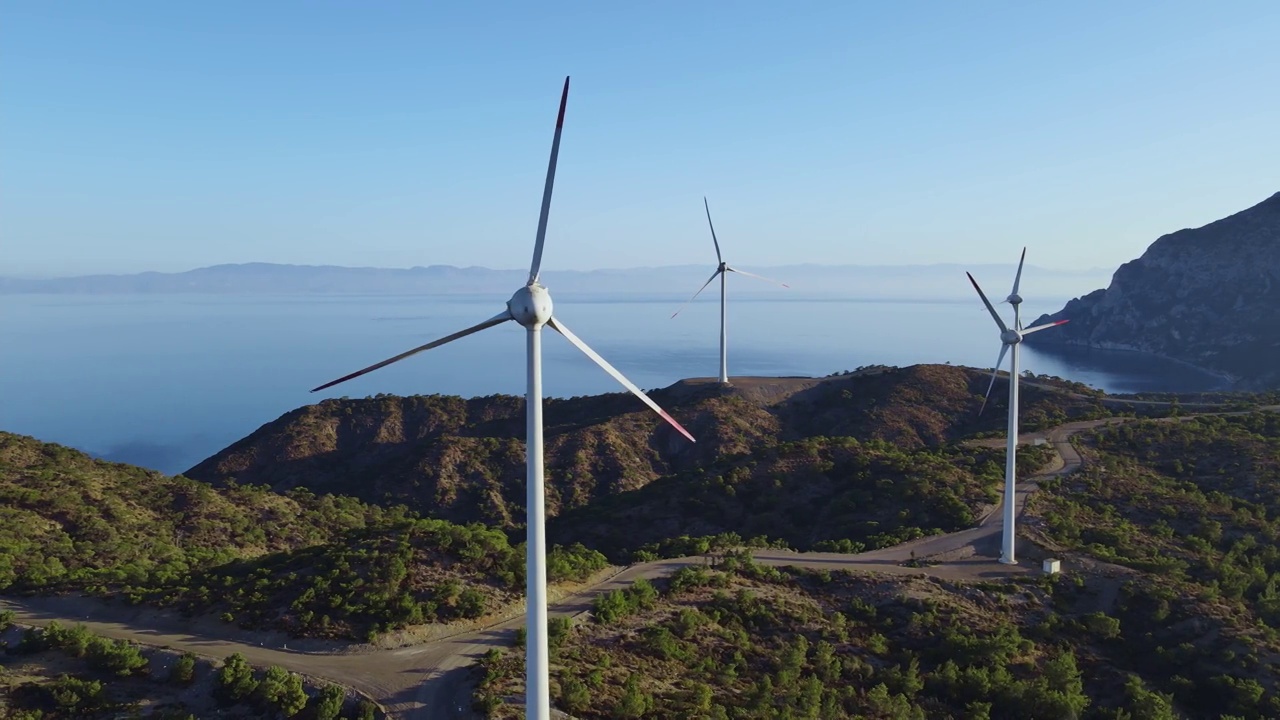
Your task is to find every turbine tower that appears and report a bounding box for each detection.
[967,248,1068,565]
[671,198,788,384]
[310,77,695,720]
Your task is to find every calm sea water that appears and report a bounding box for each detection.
[0,293,1227,474]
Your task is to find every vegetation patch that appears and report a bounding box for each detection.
[552,439,1055,561]
[0,433,606,642]
[472,556,1228,718]
[151,524,606,641]
[1026,413,1280,717]
[0,613,379,719]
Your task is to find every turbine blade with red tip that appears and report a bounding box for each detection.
[547,317,695,443]
[528,76,570,285]
[1020,319,1070,335]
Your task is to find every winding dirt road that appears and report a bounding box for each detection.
[0,413,1226,718]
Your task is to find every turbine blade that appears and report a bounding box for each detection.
[1020,318,1070,335]
[528,76,570,285]
[979,343,1011,415]
[966,272,1008,333]
[1011,246,1026,297]
[726,266,789,289]
[311,311,512,392]
[547,317,696,443]
[671,268,723,319]
[703,197,722,264]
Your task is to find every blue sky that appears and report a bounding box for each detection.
[3,1,1278,276]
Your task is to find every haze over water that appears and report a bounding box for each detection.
[0,293,1227,475]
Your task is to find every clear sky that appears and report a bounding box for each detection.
[3,1,1278,276]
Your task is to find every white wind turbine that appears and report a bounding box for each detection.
[310,77,695,720]
[967,248,1068,565]
[671,198,789,384]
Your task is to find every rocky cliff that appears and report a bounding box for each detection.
[1027,192,1280,388]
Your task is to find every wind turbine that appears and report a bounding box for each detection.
[671,198,789,384]
[967,248,1068,565]
[309,77,695,720]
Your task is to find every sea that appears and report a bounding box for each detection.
[0,293,1229,475]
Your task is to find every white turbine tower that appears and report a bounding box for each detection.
[671,198,789,384]
[310,77,695,720]
[967,248,1068,565]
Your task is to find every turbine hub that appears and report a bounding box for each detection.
[509,283,553,329]
[1001,328,1022,345]
[1007,293,1022,305]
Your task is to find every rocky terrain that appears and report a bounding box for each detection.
[1027,191,1280,389]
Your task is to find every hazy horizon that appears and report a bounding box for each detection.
[0,260,1117,303]
[2,258,1117,281]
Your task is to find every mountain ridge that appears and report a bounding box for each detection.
[0,261,1111,299]
[1028,191,1280,389]
[183,365,1114,529]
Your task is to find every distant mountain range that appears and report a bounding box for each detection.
[0,262,1110,300]
[1029,191,1280,389]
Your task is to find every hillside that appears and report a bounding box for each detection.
[473,555,1280,718]
[1025,414,1280,623]
[1027,191,1280,389]
[0,432,603,642]
[0,431,390,592]
[186,364,1112,526]
[548,438,1055,561]
[1022,414,1280,715]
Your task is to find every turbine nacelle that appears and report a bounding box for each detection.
[1006,293,1023,306]
[509,284,553,329]
[1000,328,1022,345]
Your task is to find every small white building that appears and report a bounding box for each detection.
[1043,558,1061,574]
